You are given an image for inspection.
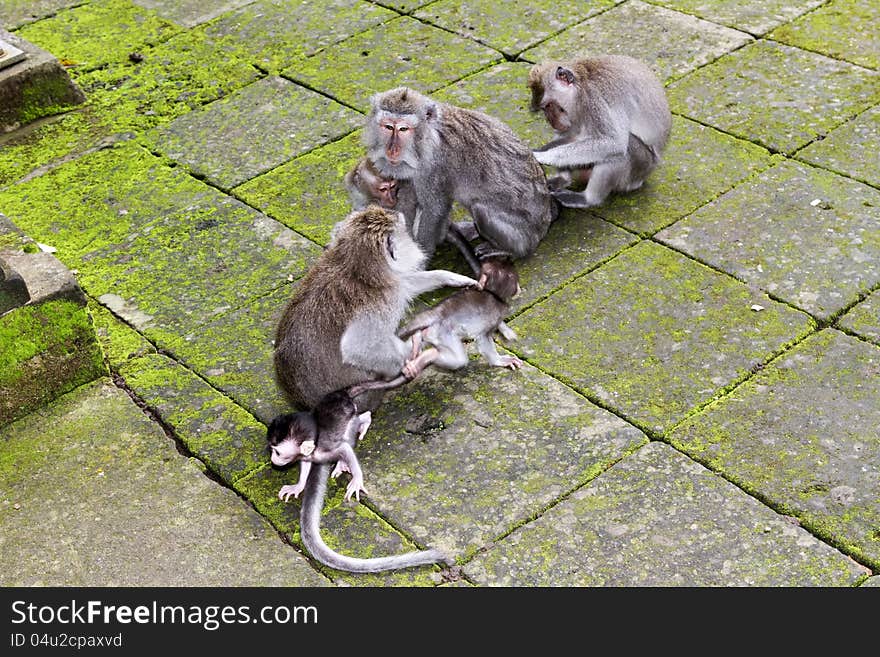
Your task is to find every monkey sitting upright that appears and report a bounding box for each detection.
[398,257,524,379]
[273,205,479,413]
[527,55,672,208]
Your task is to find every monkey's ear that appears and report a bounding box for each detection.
[555,66,576,85]
[423,100,440,123]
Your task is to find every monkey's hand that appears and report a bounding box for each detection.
[552,189,598,209]
[344,476,367,503]
[331,461,351,478]
[278,483,306,502]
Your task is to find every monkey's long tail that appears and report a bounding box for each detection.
[299,463,449,573]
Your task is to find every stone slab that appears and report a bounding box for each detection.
[836,291,880,346]
[464,441,870,585]
[521,0,753,83]
[0,28,86,133]
[162,285,292,425]
[74,28,262,135]
[133,0,254,28]
[591,115,778,236]
[87,297,157,369]
[656,159,880,322]
[0,380,329,586]
[234,130,365,246]
[119,353,271,486]
[510,240,816,435]
[0,143,321,348]
[797,104,880,189]
[145,76,362,190]
[235,465,444,586]
[433,61,554,147]
[283,15,500,113]
[15,0,180,73]
[668,329,880,571]
[667,39,880,154]
[0,1,83,30]
[413,0,614,58]
[203,0,397,74]
[645,0,825,36]
[768,0,880,70]
[355,363,648,559]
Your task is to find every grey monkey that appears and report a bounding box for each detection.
[398,257,523,379]
[273,205,479,413]
[364,87,557,261]
[268,377,448,573]
[528,55,671,208]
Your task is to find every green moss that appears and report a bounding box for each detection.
[86,298,156,369]
[0,299,106,425]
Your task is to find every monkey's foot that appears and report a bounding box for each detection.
[499,355,524,370]
[344,478,367,502]
[497,322,518,342]
[278,483,306,502]
[331,461,351,478]
[403,358,425,380]
[552,189,600,208]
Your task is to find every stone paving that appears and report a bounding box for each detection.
[0,0,878,587]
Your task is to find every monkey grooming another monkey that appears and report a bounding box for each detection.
[273,205,479,413]
[365,87,556,261]
[527,55,671,208]
[269,377,449,573]
[398,257,524,379]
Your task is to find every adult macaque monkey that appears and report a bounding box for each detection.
[273,205,479,413]
[364,87,556,261]
[528,55,671,208]
[269,377,449,573]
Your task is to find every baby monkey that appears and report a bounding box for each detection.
[399,257,524,379]
[267,377,408,502]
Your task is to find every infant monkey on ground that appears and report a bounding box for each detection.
[399,257,524,379]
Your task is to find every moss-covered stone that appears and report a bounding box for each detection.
[118,352,268,485]
[511,240,816,435]
[282,15,500,113]
[836,290,880,345]
[465,442,870,585]
[645,0,825,36]
[656,159,880,321]
[521,0,753,83]
[353,363,647,560]
[592,116,778,236]
[87,297,156,370]
[0,0,84,30]
[73,28,262,135]
[0,298,106,426]
[132,0,254,28]
[768,0,880,70]
[233,131,364,245]
[0,142,320,348]
[202,0,397,74]
[234,464,442,586]
[797,104,880,189]
[145,75,362,190]
[15,0,180,73]
[0,379,328,586]
[413,0,614,58]
[668,329,880,570]
[667,39,880,154]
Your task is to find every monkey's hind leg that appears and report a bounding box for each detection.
[475,334,523,370]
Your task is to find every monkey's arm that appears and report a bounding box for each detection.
[404,270,479,297]
[532,134,627,169]
[278,460,313,501]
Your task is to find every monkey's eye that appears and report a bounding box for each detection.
[383,124,394,131]
[398,125,409,132]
